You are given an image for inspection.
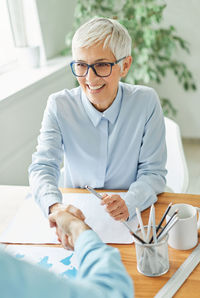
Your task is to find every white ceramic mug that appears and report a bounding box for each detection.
[166,203,200,250]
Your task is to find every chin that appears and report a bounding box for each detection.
[87,94,101,103]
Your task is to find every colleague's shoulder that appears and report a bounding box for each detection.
[121,82,159,104]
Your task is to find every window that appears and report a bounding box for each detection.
[0,0,17,74]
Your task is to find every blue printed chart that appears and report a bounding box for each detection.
[5,245,78,278]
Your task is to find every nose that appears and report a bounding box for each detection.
[86,66,98,81]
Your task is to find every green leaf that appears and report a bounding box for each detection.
[192,84,197,90]
[184,82,189,90]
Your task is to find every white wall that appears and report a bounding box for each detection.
[36,0,76,58]
[0,0,76,185]
[0,68,74,185]
[153,0,200,138]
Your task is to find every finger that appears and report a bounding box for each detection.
[57,235,61,242]
[56,226,70,248]
[66,205,85,220]
[101,193,108,199]
[112,211,129,221]
[101,194,122,205]
[105,197,125,212]
[48,214,57,228]
[67,235,74,250]
[56,227,62,243]
[109,205,124,217]
[106,200,123,212]
[113,214,128,221]
[75,209,85,221]
[61,233,69,249]
[61,233,74,250]
[112,208,129,221]
[49,220,56,228]
[105,200,129,220]
[101,195,114,205]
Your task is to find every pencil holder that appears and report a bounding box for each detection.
[134,226,169,277]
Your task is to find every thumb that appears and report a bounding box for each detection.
[66,205,85,221]
[48,213,57,228]
[101,193,107,199]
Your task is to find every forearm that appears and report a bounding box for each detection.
[125,173,166,220]
[29,167,63,217]
[29,96,64,217]
[75,230,134,298]
[0,231,133,298]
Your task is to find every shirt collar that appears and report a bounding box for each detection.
[81,84,122,127]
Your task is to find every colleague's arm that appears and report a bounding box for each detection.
[28,94,65,217]
[0,207,134,298]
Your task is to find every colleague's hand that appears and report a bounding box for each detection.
[101,194,129,221]
[49,202,66,214]
[49,205,90,250]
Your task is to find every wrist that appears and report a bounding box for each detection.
[49,203,65,214]
[70,221,90,245]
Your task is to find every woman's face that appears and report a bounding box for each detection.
[73,43,131,111]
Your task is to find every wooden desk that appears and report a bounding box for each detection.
[1,186,200,297]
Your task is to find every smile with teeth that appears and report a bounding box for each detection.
[87,84,105,90]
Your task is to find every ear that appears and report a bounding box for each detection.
[120,56,132,78]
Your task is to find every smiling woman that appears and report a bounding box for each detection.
[29,17,167,229]
[72,44,132,111]
[70,18,132,111]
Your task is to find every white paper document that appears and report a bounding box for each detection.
[5,245,78,278]
[0,192,138,244]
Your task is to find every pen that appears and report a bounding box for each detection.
[85,185,147,244]
[157,216,179,242]
[156,210,178,240]
[151,204,157,244]
[85,185,103,199]
[136,207,146,241]
[156,202,172,232]
[149,202,172,244]
[146,205,153,242]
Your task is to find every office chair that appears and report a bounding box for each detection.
[164,117,189,193]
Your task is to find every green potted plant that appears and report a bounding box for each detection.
[62,0,196,117]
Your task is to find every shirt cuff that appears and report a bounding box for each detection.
[124,187,157,221]
[38,194,63,218]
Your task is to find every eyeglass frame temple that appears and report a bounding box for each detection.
[70,56,127,77]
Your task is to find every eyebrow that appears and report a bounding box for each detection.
[76,58,110,63]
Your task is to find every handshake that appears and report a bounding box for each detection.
[49,204,91,250]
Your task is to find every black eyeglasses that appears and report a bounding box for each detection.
[70,56,126,77]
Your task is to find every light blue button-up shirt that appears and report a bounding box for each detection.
[0,230,134,298]
[29,82,167,218]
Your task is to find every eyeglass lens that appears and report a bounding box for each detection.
[72,62,112,77]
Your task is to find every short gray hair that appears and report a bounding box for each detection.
[72,17,132,67]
